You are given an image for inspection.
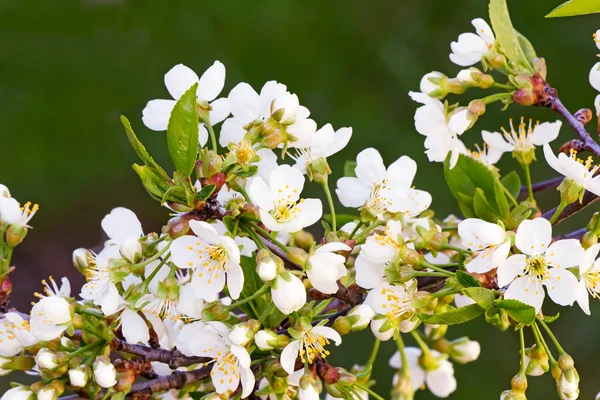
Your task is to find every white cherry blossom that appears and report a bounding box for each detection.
[305,242,350,294]
[280,325,341,374]
[248,165,322,233]
[449,18,495,67]
[498,218,583,312]
[271,273,307,315]
[458,219,510,274]
[0,313,39,357]
[292,123,352,172]
[93,357,117,388]
[390,347,457,398]
[483,118,561,158]
[171,220,243,300]
[575,243,600,315]
[30,277,72,341]
[101,207,144,262]
[336,148,431,219]
[590,62,600,92]
[142,62,230,146]
[543,144,600,196]
[0,198,38,228]
[366,280,418,340]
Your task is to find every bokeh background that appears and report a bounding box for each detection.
[2,0,600,397]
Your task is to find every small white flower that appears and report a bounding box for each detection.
[292,123,352,173]
[590,61,600,92]
[390,347,457,398]
[30,277,72,341]
[366,280,418,341]
[483,118,562,158]
[178,322,255,397]
[0,313,38,357]
[306,242,350,294]
[449,18,495,66]
[458,219,510,274]
[171,220,244,300]
[257,257,278,282]
[36,387,56,400]
[142,62,230,146]
[68,366,89,388]
[1,387,34,400]
[498,218,583,312]
[35,349,58,370]
[255,330,279,351]
[336,148,431,219]
[0,198,38,228]
[543,144,600,196]
[101,207,145,261]
[575,243,600,315]
[280,325,341,374]
[271,273,307,315]
[229,324,254,346]
[448,338,481,364]
[93,357,117,388]
[408,92,466,168]
[456,68,476,85]
[248,165,323,233]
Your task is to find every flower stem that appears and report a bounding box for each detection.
[353,220,385,243]
[521,162,535,204]
[68,340,105,360]
[130,242,171,273]
[394,331,410,377]
[240,223,267,250]
[501,182,519,207]
[257,301,275,323]
[411,271,453,278]
[367,338,381,368]
[549,199,569,225]
[420,260,455,276]
[348,221,364,240]
[491,82,516,90]
[312,298,333,315]
[321,181,337,232]
[537,318,566,355]
[410,329,432,358]
[532,321,557,366]
[519,327,526,374]
[139,253,171,293]
[480,92,513,105]
[204,120,218,153]
[355,384,385,400]
[226,283,271,312]
[247,221,289,254]
[441,244,472,254]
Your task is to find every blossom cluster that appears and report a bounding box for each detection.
[1,2,600,400]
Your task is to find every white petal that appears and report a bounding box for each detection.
[197,60,226,102]
[482,130,513,153]
[316,242,352,253]
[515,218,552,256]
[164,64,199,100]
[458,218,506,249]
[312,326,342,346]
[142,99,176,131]
[575,279,590,315]
[355,148,386,186]
[545,268,578,306]
[280,340,301,375]
[590,62,600,92]
[240,367,255,398]
[504,276,545,312]
[229,82,261,123]
[259,80,288,118]
[325,127,353,157]
[269,165,305,203]
[199,124,209,147]
[231,345,252,368]
[295,198,323,229]
[189,220,221,245]
[530,121,562,146]
[580,243,600,275]
[226,260,244,300]
[287,118,317,148]
[248,177,275,212]
[101,207,143,243]
[472,18,495,45]
[448,109,471,135]
[497,254,526,288]
[355,255,387,289]
[335,177,371,208]
[545,239,584,269]
[208,97,230,125]
[386,155,417,191]
[191,268,226,301]
[426,361,457,398]
[121,309,150,344]
[220,118,247,147]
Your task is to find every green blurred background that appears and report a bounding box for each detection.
[2,0,600,397]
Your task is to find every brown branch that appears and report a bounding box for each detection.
[129,365,212,396]
[113,338,210,369]
[554,227,587,241]
[541,190,600,225]
[518,176,563,199]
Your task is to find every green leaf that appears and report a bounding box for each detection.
[236,165,259,178]
[321,220,332,234]
[546,0,600,17]
[420,304,485,325]
[324,213,358,227]
[501,171,521,200]
[462,287,496,310]
[489,0,532,70]
[344,161,357,177]
[515,30,537,64]
[167,83,199,176]
[473,188,502,223]
[493,180,510,219]
[121,115,170,180]
[456,271,482,288]
[195,184,216,202]
[543,312,560,324]
[132,164,186,203]
[495,299,536,324]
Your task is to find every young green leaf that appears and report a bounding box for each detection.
[546,0,600,17]
[495,299,536,324]
[462,287,496,310]
[167,83,200,177]
[542,312,560,324]
[456,271,482,288]
[121,115,170,180]
[489,0,533,70]
[473,188,502,223]
[344,160,357,177]
[420,303,485,325]
[195,184,216,202]
[515,30,537,64]
[500,171,521,200]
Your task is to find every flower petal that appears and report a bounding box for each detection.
[208,97,230,125]
[197,61,225,102]
[575,279,590,315]
[335,177,371,208]
[101,207,143,243]
[426,360,457,398]
[312,326,342,346]
[228,82,261,123]
[515,218,552,256]
[530,121,562,146]
[355,148,386,186]
[121,309,150,345]
[497,254,526,288]
[545,239,584,269]
[504,276,545,312]
[164,64,199,100]
[142,99,176,131]
[280,340,301,375]
[545,267,578,306]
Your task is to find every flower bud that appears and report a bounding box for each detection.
[287,247,309,266]
[35,349,59,371]
[72,248,91,273]
[6,224,27,248]
[425,324,448,340]
[229,320,259,346]
[370,317,394,341]
[392,372,413,400]
[533,57,547,80]
[587,212,600,235]
[292,230,316,251]
[36,384,62,400]
[582,231,598,249]
[347,305,375,331]
[556,354,579,400]
[120,238,142,263]
[448,108,473,135]
[93,357,117,388]
[524,344,549,376]
[500,389,527,400]
[167,216,191,239]
[200,150,223,179]
[256,249,279,282]
[299,374,320,400]
[512,87,537,106]
[420,71,449,99]
[255,330,280,350]
[558,177,585,205]
[511,371,528,393]
[332,316,352,335]
[68,366,90,388]
[0,185,10,198]
[447,337,480,364]
[271,272,306,315]
[2,387,35,400]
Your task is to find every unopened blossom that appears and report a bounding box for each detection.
[0,312,38,357]
[498,218,583,312]
[543,144,600,196]
[449,18,496,66]
[292,123,352,173]
[30,277,73,341]
[390,347,457,398]
[483,118,562,160]
[305,242,351,294]
[1,387,34,400]
[177,322,255,397]
[590,62,600,92]
[272,272,307,315]
[0,184,9,198]
[355,219,405,289]
[280,324,341,374]
[408,92,467,168]
[93,357,117,388]
[447,338,481,364]
[35,349,59,370]
[255,330,280,351]
[68,366,90,388]
[458,219,510,274]
[348,304,375,330]
[258,370,303,400]
[223,80,316,148]
[142,62,230,146]
[336,148,431,219]
[366,280,418,340]
[101,207,144,262]
[420,71,447,98]
[248,164,323,233]
[0,197,38,228]
[575,243,600,315]
[171,220,243,300]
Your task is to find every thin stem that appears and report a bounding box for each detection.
[542,190,600,225]
[355,384,385,400]
[394,332,410,376]
[532,321,557,366]
[240,223,267,250]
[140,253,171,292]
[236,186,252,203]
[257,302,275,324]
[410,329,431,357]
[321,181,337,232]
[68,340,105,360]
[411,271,453,278]
[442,244,472,254]
[501,182,519,207]
[75,307,106,320]
[205,120,218,153]
[521,162,535,203]
[431,288,460,298]
[353,220,385,243]
[480,92,513,105]
[549,199,569,225]
[491,82,516,90]
[226,284,270,312]
[519,327,526,374]
[420,261,455,276]
[248,221,289,254]
[348,221,364,240]
[367,338,381,368]
[312,298,334,315]
[538,319,566,355]
[130,242,171,273]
